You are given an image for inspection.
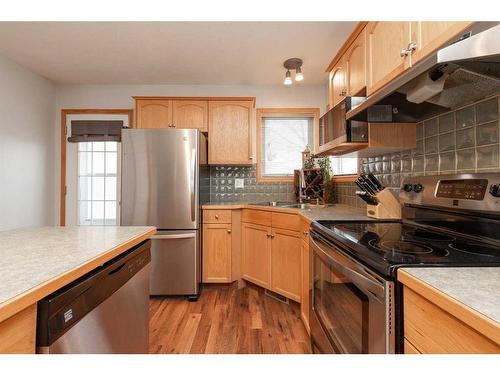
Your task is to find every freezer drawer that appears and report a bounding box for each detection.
[149,230,200,296]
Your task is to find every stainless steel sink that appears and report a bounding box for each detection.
[249,201,329,209]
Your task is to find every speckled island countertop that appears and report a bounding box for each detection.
[0,226,156,322]
[202,202,372,223]
[400,267,500,324]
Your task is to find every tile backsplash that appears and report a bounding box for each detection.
[209,165,295,203]
[340,95,500,208]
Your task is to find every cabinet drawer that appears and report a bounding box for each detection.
[271,212,301,231]
[203,210,232,224]
[242,209,272,226]
[403,286,500,353]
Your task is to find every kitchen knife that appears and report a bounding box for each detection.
[358,176,376,196]
[367,173,384,191]
[356,191,378,205]
[361,174,379,194]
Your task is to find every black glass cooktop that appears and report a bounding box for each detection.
[311,220,500,277]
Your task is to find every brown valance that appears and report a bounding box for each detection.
[67,120,123,142]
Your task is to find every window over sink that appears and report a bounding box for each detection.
[331,155,359,178]
[256,108,319,182]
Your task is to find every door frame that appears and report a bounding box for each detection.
[59,108,134,226]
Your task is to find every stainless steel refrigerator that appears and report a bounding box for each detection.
[121,128,209,299]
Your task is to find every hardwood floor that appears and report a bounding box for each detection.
[149,282,312,354]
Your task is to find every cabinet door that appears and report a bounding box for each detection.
[208,101,253,165]
[241,222,271,288]
[328,60,346,108]
[172,100,208,131]
[270,228,302,302]
[301,239,310,332]
[366,22,411,95]
[202,223,232,282]
[410,22,473,65]
[346,27,367,96]
[135,99,173,128]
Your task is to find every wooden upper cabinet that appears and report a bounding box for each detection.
[328,59,347,108]
[208,101,253,165]
[172,100,208,131]
[136,99,173,128]
[202,223,232,283]
[241,222,271,289]
[410,22,473,65]
[366,22,411,96]
[345,27,367,96]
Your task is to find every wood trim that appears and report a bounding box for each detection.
[0,304,36,354]
[256,108,320,183]
[325,22,368,72]
[398,269,500,346]
[133,96,256,107]
[332,175,358,182]
[59,108,134,226]
[0,228,155,323]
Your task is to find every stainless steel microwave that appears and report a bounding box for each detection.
[319,97,368,147]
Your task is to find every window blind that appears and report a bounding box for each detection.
[261,116,313,177]
[68,120,123,143]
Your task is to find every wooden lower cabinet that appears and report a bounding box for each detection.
[270,228,302,302]
[300,239,310,332]
[0,304,37,354]
[202,223,232,282]
[403,286,500,353]
[241,222,271,288]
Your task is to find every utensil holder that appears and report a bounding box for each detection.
[366,189,401,219]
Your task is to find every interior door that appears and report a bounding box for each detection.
[65,113,128,226]
[121,129,199,229]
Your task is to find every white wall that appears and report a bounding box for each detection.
[54,83,327,223]
[0,54,56,230]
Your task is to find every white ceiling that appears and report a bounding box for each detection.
[0,22,356,85]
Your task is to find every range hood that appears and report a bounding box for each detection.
[347,22,500,123]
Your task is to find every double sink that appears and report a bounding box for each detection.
[249,201,329,210]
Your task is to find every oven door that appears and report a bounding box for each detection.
[310,231,394,354]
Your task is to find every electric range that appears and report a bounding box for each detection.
[309,173,500,354]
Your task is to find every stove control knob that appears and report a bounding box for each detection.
[413,184,424,193]
[489,184,500,197]
[403,183,413,192]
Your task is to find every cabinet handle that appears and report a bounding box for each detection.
[266,233,272,238]
[400,42,417,57]
[271,234,275,239]
[215,214,219,219]
[303,231,309,235]
[227,229,232,234]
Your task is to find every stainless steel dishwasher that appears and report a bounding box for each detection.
[36,240,151,354]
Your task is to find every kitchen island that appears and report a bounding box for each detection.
[398,268,500,353]
[0,226,156,353]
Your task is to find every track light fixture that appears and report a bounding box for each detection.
[283,58,304,85]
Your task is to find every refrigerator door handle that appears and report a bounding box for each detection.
[190,147,196,222]
[152,233,196,240]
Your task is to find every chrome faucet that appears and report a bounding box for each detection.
[298,169,307,203]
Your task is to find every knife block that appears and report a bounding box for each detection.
[366,189,401,219]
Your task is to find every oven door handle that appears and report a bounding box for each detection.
[310,234,385,300]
